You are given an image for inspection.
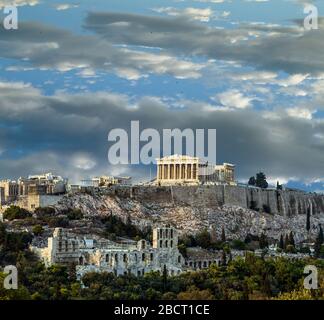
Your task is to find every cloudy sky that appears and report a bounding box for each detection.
[0,0,324,191]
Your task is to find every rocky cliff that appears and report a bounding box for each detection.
[52,185,324,243]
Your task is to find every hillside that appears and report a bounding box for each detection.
[52,185,324,243]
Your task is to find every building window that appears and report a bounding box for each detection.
[134,253,137,262]
[79,256,84,265]
[178,256,181,263]
[150,253,153,261]
[142,253,145,262]
[123,254,127,263]
[171,229,173,238]
[160,240,163,248]
[165,240,168,247]
[106,254,109,262]
[203,261,207,268]
[115,254,118,263]
[170,240,173,248]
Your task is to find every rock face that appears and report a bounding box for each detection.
[53,186,324,243]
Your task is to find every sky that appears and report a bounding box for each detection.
[0,0,324,191]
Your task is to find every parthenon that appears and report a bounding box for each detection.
[156,155,236,186]
[157,155,200,184]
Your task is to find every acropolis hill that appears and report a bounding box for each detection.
[52,184,324,244]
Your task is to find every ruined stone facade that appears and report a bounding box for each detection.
[0,172,67,207]
[91,176,132,187]
[33,227,185,279]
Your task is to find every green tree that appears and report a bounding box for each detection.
[66,209,84,220]
[255,172,268,189]
[306,207,311,232]
[221,250,227,266]
[279,234,284,249]
[314,225,324,257]
[3,206,32,221]
[221,226,226,242]
[288,231,295,248]
[196,228,211,248]
[32,224,44,236]
[248,176,256,186]
[259,233,268,249]
[284,234,289,250]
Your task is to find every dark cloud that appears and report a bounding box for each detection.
[0,82,324,184]
[0,22,205,80]
[84,12,324,75]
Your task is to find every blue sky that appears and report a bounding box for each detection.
[0,0,324,191]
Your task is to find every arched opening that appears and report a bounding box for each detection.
[105,254,109,263]
[178,255,181,263]
[165,240,168,248]
[123,254,128,263]
[150,253,154,261]
[170,240,173,248]
[142,253,145,262]
[79,256,84,265]
[160,240,163,248]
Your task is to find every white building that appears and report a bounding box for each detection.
[156,155,236,186]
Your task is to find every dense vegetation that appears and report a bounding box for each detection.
[101,215,152,242]
[3,206,32,221]
[0,221,323,300]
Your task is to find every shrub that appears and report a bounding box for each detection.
[66,209,84,220]
[32,224,44,236]
[231,239,247,250]
[3,206,32,221]
[47,217,69,228]
[35,207,56,218]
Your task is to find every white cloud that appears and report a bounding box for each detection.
[277,74,309,87]
[70,153,96,170]
[286,107,315,120]
[55,3,79,11]
[153,7,214,22]
[216,89,255,109]
[0,0,38,8]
